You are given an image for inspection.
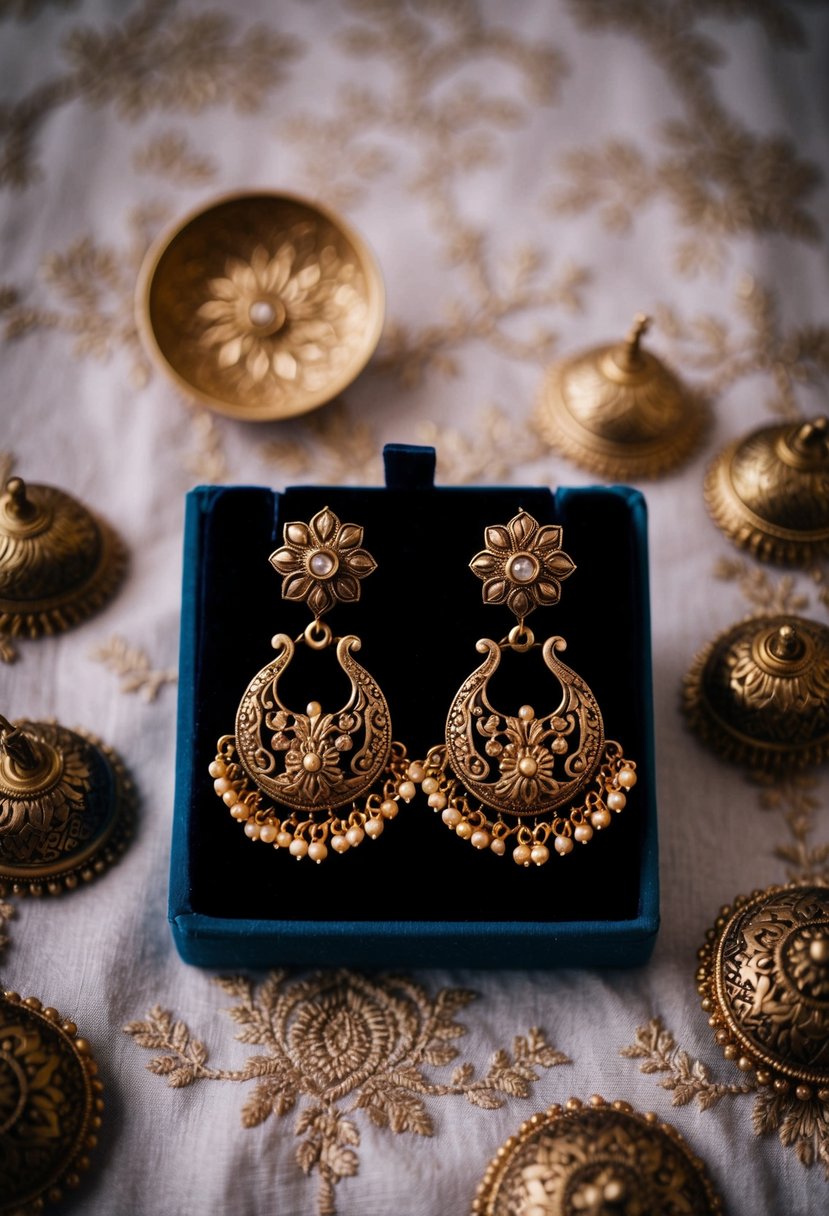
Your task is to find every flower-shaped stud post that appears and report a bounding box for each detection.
[269,507,377,619]
[469,510,576,622]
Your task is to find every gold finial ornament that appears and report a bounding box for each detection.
[406,511,637,866]
[683,613,829,773]
[0,477,126,642]
[211,508,411,863]
[0,989,103,1215]
[704,415,829,565]
[536,314,706,479]
[0,716,135,896]
[697,884,829,1111]
[137,192,385,421]
[471,1094,723,1215]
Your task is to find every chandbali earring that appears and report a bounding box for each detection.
[407,510,638,867]
[210,507,411,862]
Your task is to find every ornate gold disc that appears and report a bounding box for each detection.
[0,990,103,1215]
[471,1095,723,1215]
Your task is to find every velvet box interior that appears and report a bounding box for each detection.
[170,445,659,968]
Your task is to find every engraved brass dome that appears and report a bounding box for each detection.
[705,416,829,565]
[697,884,829,1103]
[0,989,103,1214]
[536,315,706,480]
[0,716,135,897]
[0,477,126,642]
[683,614,829,773]
[471,1095,723,1215]
[137,191,385,421]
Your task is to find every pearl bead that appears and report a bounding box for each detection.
[591,807,611,830]
[213,777,232,795]
[289,839,308,858]
[422,777,439,795]
[302,753,322,772]
[518,705,535,721]
[259,825,277,844]
[428,792,447,811]
[398,780,416,803]
[222,789,238,806]
[306,701,322,717]
[244,821,261,840]
[531,844,550,866]
[248,299,276,326]
[510,556,536,583]
[308,841,328,863]
[309,550,335,577]
[574,824,593,844]
[490,838,506,856]
[406,762,425,782]
[455,822,472,840]
[208,760,226,778]
[331,835,349,853]
[513,843,532,866]
[442,808,461,827]
[230,803,250,821]
[554,835,574,855]
[276,831,293,848]
[618,767,637,789]
[365,819,384,838]
[471,829,491,850]
[380,799,398,819]
[551,737,567,754]
[518,756,538,777]
[607,790,626,812]
[346,826,365,847]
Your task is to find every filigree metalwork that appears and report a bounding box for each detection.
[407,512,637,866]
[0,990,103,1213]
[212,511,408,862]
[472,1095,723,1215]
[125,970,569,1216]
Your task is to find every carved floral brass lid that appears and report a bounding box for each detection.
[536,314,705,480]
[705,416,829,565]
[0,717,135,897]
[137,191,385,421]
[697,884,829,1105]
[683,613,829,773]
[0,989,103,1215]
[0,477,126,642]
[471,1095,723,1215]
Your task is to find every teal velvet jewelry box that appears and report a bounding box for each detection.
[170,445,659,968]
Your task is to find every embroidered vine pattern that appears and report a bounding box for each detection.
[125,971,569,1216]
[553,0,822,277]
[713,556,810,618]
[260,401,383,486]
[133,129,217,184]
[0,0,304,188]
[90,636,177,703]
[418,405,555,485]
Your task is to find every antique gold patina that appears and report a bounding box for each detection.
[697,884,829,1111]
[138,192,384,421]
[0,477,126,643]
[0,716,135,896]
[471,1094,723,1215]
[705,415,829,565]
[0,989,103,1215]
[683,613,829,772]
[536,314,705,480]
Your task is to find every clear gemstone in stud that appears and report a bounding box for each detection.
[510,555,536,583]
[310,551,336,577]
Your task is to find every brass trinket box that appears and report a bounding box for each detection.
[472,1095,723,1215]
[536,315,705,480]
[705,416,829,565]
[137,191,385,421]
[0,989,103,1215]
[683,614,829,773]
[0,477,126,642]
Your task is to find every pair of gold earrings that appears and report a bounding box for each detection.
[209,506,637,868]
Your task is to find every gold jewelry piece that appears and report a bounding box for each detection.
[472,1095,723,1215]
[406,511,637,866]
[210,508,409,862]
[0,988,104,1214]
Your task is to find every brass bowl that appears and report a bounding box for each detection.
[137,192,385,422]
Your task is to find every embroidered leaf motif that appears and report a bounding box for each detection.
[90,635,176,702]
[621,1017,753,1110]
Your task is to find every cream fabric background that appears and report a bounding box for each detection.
[1,1,828,1213]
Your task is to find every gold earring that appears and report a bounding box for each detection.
[407,510,637,867]
[210,507,409,863]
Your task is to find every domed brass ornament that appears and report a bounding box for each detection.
[683,614,829,773]
[697,884,829,1107]
[0,716,135,897]
[536,314,706,480]
[137,191,385,421]
[471,1095,723,1215]
[704,416,829,565]
[0,989,103,1215]
[0,477,126,643]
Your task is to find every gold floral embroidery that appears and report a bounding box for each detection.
[261,401,383,486]
[185,408,229,485]
[418,406,553,485]
[713,556,810,617]
[133,130,217,184]
[553,1,822,276]
[125,971,569,1216]
[0,0,304,188]
[90,636,177,703]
